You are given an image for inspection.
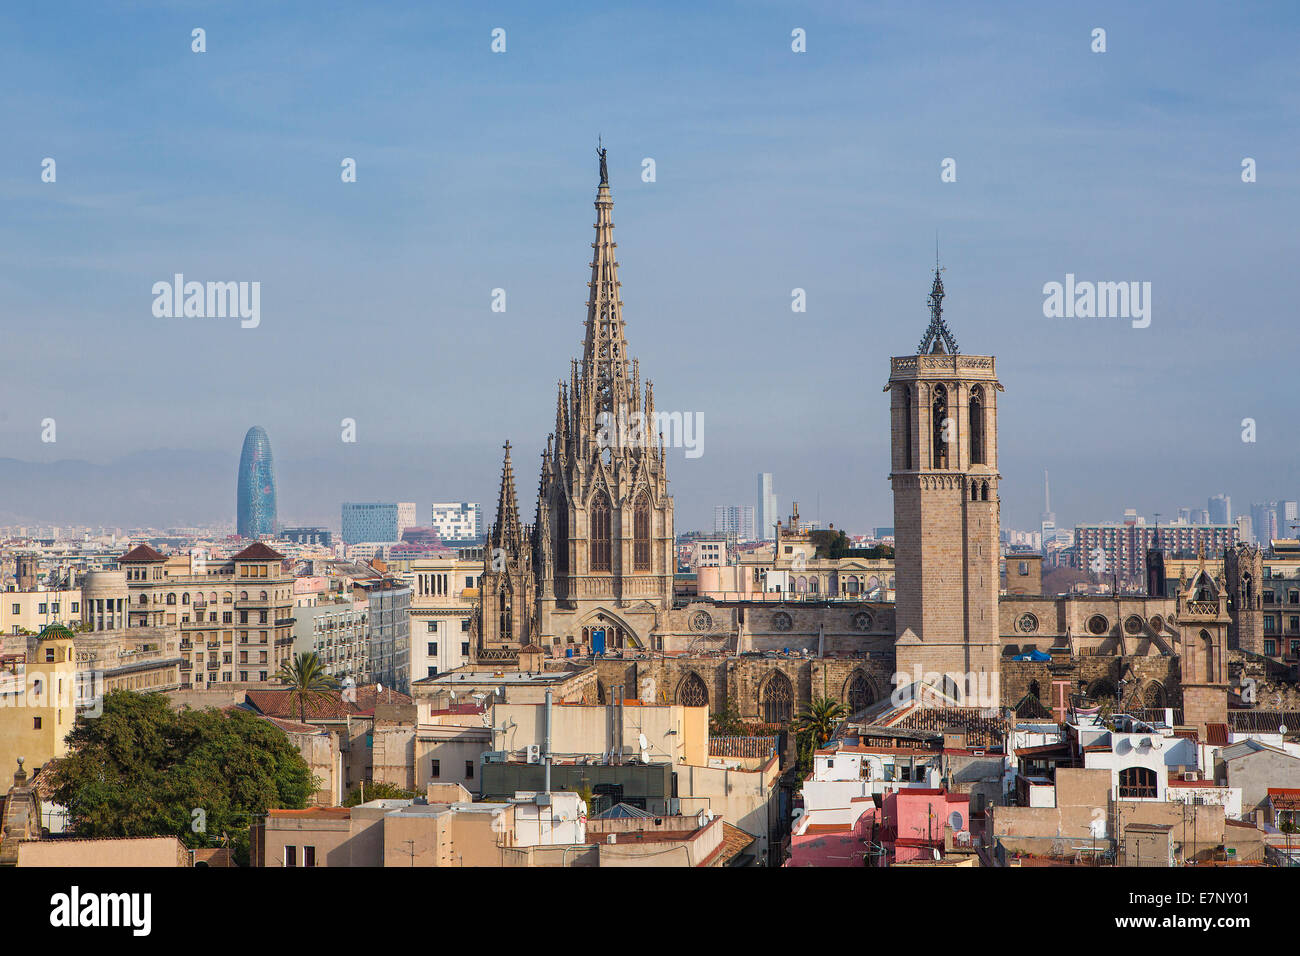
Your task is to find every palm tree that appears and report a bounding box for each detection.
[277,652,340,723]
[791,697,847,751]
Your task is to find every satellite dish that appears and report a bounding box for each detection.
[1282,724,1289,735]
[376,682,384,693]
[638,733,648,751]
[949,811,964,831]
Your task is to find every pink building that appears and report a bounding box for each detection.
[786,804,880,867]
[882,788,970,864]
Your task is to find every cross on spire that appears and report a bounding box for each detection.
[917,263,958,355]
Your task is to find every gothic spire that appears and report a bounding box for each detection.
[490,440,523,554]
[582,147,633,433]
[554,381,569,452]
[917,265,959,355]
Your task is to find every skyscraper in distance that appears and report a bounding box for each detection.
[1208,494,1231,526]
[757,473,777,541]
[236,426,277,539]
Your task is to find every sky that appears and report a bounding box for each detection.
[1,0,1297,533]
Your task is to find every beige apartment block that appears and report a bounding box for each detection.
[117,542,295,689]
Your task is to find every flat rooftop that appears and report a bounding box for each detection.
[415,668,583,687]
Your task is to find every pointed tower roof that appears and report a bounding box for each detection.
[583,144,633,426]
[490,441,524,554]
[917,265,959,355]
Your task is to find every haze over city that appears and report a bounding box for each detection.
[2,0,1297,534]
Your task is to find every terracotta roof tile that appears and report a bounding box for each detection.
[244,684,413,720]
[120,544,166,563]
[232,542,284,561]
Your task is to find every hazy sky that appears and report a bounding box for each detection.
[1,1,1297,533]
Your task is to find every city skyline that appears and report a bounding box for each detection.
[2,2,1297,536]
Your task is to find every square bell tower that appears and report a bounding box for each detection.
[886,267,1003,701]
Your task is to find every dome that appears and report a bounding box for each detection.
[37,622,75,642]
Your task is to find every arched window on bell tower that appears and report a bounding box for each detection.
[591,493,612,572]
[932,384,949,469]
[1200,629,1215,682]
[633,492,651,571]
[499,589,511,639]
[970,385,985,465]
[902,386,913,470]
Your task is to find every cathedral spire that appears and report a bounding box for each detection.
[554,381,569,453]
[917,264,959,355]
[490,440,523,554]
[582,146,633,435]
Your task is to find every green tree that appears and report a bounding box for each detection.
[810,529,851,558]
[791,697,847,752]
[342,781,415,807]
[277,651,340,722]
[51,690,313,865]
[708,697,748,737]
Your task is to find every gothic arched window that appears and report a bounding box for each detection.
[1201,629,1216,682]
[932,385,949,468]
[498,589,511,638]
[760,672,794,723]
[633,492,651,571]
[969,385,985,465]
[591,494,612,572]
[902,386,913,470]
[846,670,874,714]
[677,672,708,709]
[556,504,569,575]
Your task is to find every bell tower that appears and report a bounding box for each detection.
[1177,560,1230,735]
[886,267,1003,700]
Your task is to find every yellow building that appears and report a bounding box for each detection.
[0,623,79,776]
[0,589,81,637]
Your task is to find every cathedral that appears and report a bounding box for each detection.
[472,150,1234,740]
[477,148,678,657]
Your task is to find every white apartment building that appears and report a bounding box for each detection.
[404,552,483,680]
[293,599,371,683]
[692,539,728,569]
[429,502,481,543]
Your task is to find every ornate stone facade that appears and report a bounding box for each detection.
[887,269,1003,694]
[470,158,1241,733]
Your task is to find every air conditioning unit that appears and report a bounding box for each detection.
[526,744,541,764]
[482,751,507,764]
[1182,771,1198,782]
